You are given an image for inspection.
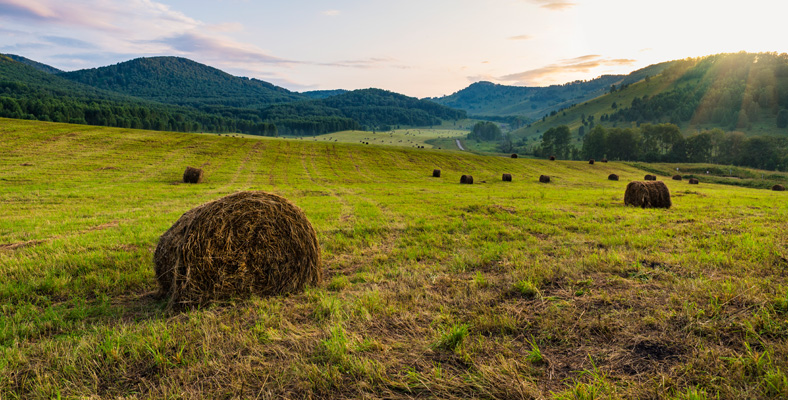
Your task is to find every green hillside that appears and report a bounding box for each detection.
[3,53,63,74]
[3,118,788,398]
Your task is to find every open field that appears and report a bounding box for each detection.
[2,118,788,399]
[280,128,468,150]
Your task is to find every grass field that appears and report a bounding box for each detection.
[280,127,468,150]
[2,118,788,399]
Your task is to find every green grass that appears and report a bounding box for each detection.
[2,118,788,398]
[282,127,468,150]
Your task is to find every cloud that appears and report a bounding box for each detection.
[322,9,340,16]
[155,32,295,64]
[42,35,95,49]
[316,56,411,69]
[508,34,533,41]
[499,55,636,85]
[523,0,577,10]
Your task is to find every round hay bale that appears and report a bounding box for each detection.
[183,166,204,184]
[624,181,671,209]
[644,174,657,181]
[608,174,619,181]
[460,175,474,184]
[539,175,551,183]
[602,158,608,163]
[772,184,785,191]
[433,169,441,178]
[549,155,556,161]
[153,191,322,308]
[689,178,699,185]
[672,175,682,181]
[502,173,512,182]
[511,154,518,159]
[589,159,595,165]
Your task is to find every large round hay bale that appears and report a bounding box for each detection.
[624,181,671,209]
[183,166,204,184]
[689,178,699,185]
[608,174,619,181]
[549,155,556,161]
[433,169,441,178]
[589,159,595,165]
[773,184,786,191]
[672,175,682,181]
[511,154,518,159]
[644,174,657,181]
[502,173,512,182]
[154,191,322,308]
[601,158,608,163]
[539,175,550,183]
[460,175,474,184]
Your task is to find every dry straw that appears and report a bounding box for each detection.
[773,184,786,191]
[460,175,474,184]
[624,181,672,209]
[539,175,551,183]
[608,174,619,181]
[154,191,322,309]
[433,169,441,178]
[672,175,682,181]
[502,173,512,182]
[183,166,204,183]
[644,174,657,181]
[689,178,699,185]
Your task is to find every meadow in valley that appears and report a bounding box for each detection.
[2,118,788,399]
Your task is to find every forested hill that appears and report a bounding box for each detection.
[3,54,63,74]
[430,61,674,119]
[60,56,304,108]
[514,52,788,139]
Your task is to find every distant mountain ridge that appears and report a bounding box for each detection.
[2,53,63,74]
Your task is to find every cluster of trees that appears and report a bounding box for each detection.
[577,123,788,170]
[467,121,502,141]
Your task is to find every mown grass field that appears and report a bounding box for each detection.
[2,118,788,399]
[279,128,468,150]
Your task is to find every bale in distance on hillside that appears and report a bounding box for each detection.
[433,169,441,178]
[539,175,551,183]
[589,159,595,165]
[644,174,657,181]
[460,175,474,184]
[608,174,619,181]
[689,178,700,185]
[624,181,671,209]
[773,184,786,191]
[153,191,322,309]
[602,158,608,163]
[511,154,518,159]
[549,156,556,161]
[502,173,512,182]
[183,166,204,184]
[672,175,682,181]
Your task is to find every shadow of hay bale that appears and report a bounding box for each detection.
[624,181,671,209]
[154,191,322,309]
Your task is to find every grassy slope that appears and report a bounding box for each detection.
[2,118,788,399]
[283,127,468,150]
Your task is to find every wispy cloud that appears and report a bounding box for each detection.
[155,32,295,64]
[499,55,636,85]
[523,0,577,10]
[322,9,340,16]
[508,34,533,41]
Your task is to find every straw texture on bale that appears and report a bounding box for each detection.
[589,159,595,165]
[644,174,657,181]
[624,181,672,209]
[502,173,512,182]
[773,184,786,191]
[511,154,518,159]
[539,175,551,183]
[672,175,682,181]
[432,169,441,178]
[549,156,556,161]
[689,178,699,185]
[460,175,474,184]
[153,191,322,308]
[608,174,619,181]
[183,166,204,184]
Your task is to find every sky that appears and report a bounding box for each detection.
[1,0,787,98]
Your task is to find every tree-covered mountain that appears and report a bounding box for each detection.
[301,89,348,99]
[430,62,675,119]
[3,53,63,74]
[60,56,304,108]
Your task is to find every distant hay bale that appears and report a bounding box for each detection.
[183,167,204,184]
[433,169,441,178]
[539,175,551,183]
[624,181,672,209]
[672,175,682,181]
[689,178,699,185]
[153,191,322,308]
[502,173,512,182]
[602,158,608,163]
[511,154,518,159]
[644,174,657,181]
[549,155,556,161]
[460,175,474,184]
[608,174,619,181]
[589,159,595,165]
[773,184,786,191]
